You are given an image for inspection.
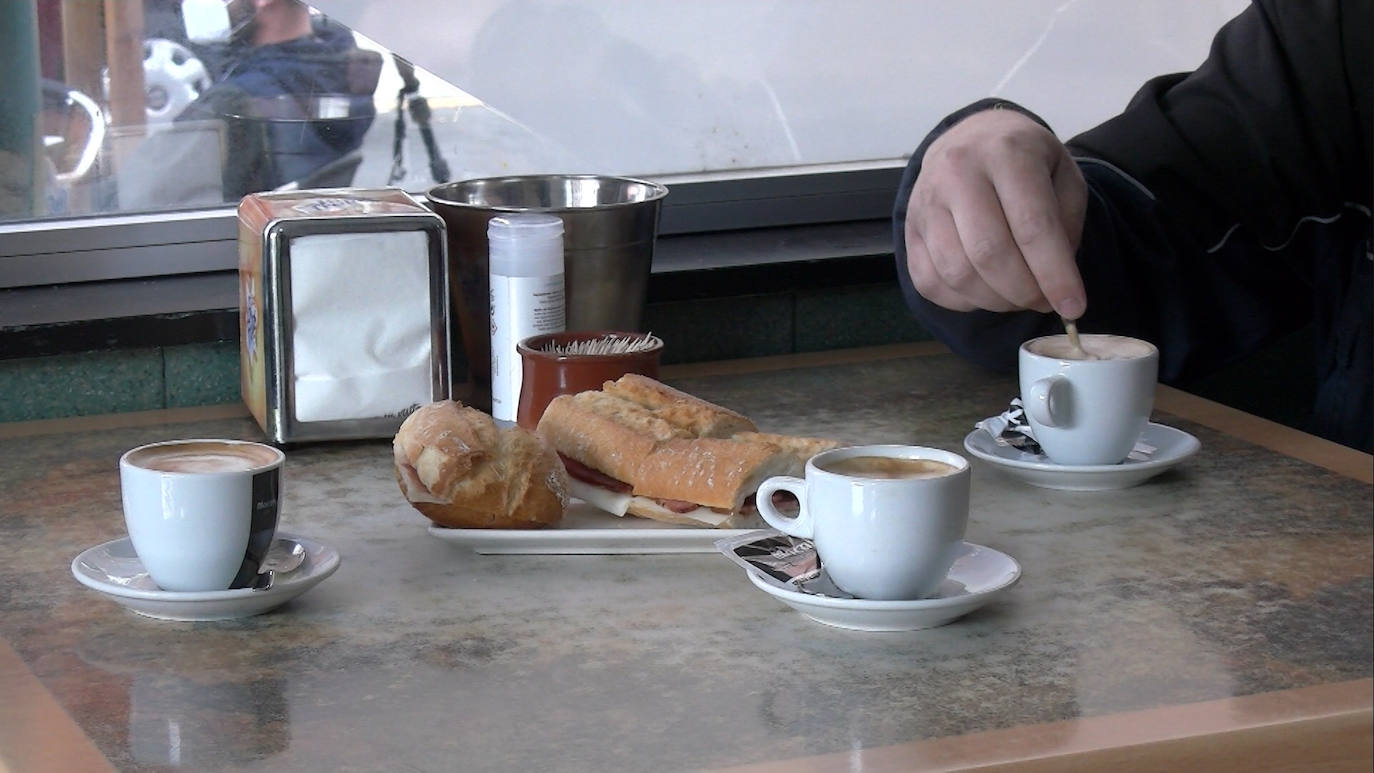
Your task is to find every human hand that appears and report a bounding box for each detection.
[903,108,1088,318]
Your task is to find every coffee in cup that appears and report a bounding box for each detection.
[130,441,280,474]
[817,455,957,480]
[1019,333,1159,466]
[756,445,969,600]
[1025,333,1154,362]
[120,439,284,592]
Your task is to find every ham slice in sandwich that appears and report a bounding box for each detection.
[535,374,841,527]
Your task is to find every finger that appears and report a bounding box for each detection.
[1053,153,1089,254]
[947,175,1053,312]
[991,154,1086,319]
[905,223,977,312]
[920,205,1020,312]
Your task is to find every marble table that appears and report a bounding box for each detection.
[1,343,1369,772]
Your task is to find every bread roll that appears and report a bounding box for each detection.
[536,374,845,528]
[536,374,759,483]
[394,400,568,529]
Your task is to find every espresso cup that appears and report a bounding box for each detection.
[1019,334,1159,466]
[755,445,970,600]
[119,439,284,592]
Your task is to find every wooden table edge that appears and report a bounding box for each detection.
[712,678,1373,773]
[1153,385,1372,484]
[0,639,115,773]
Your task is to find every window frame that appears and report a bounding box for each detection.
[0,164,906,289]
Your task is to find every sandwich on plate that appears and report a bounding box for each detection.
[536,374,842,528]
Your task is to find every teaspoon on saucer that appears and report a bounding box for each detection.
[251,539,308,591]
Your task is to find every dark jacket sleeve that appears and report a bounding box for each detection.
[893,0,1372,387]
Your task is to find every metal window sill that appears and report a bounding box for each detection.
[0,220,896,360]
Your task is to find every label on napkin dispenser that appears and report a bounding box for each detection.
[238,189,450,442]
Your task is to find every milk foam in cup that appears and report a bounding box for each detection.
[755,444,970,600]
[1026,334,1154,361]
[1019,334,1159,465]
[120,439,284,592]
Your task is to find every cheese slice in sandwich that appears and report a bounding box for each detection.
[536,375,842,528]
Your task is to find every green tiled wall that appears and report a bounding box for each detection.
[794,284,931,352]
[644,293,795,365]
[163,342,241,408]
[0,348,165,421]
[0,283,931,423]
[0,342,242,422]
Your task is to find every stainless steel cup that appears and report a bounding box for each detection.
[426,174,669,411]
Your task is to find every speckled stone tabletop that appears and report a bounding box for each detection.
[1,352,1369,772]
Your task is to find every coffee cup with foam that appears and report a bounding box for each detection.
[119,439,284,592]
[1019,333,1159,466]
[755,444,970,600]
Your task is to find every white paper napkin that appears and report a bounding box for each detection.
[288,231,433,423]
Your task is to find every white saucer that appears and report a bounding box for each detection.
[962,422,1200,491]
[746,542,1020,632]
[71,533,340,621]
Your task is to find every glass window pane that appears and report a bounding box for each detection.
[313,0,1248,176]
[2,0,1247,232]
[4,0,469,223]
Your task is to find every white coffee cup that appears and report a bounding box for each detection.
[1019,334,1159,466]
[120,439,284,592]
[755,445,970,600]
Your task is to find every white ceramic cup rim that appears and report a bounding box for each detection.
[805,444,969,480]
[1021,333,1158,363]
[119,438,284,476]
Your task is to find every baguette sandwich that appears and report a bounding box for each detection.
[535,374,841,527]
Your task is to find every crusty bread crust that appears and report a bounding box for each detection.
[732,431,843,465]
[631,437,797,510]
[394,400,568,529]
[602,373,756,438]
[535,391,681,484]
[534,375,845,527]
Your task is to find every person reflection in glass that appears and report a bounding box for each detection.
[175,0,380,197]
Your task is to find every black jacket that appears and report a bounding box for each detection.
[894,0,1372,451]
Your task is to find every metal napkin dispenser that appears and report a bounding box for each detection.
[237,188,450,443]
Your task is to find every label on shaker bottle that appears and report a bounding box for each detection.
[490,273,565,423]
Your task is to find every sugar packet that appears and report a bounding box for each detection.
[714,530,855,598]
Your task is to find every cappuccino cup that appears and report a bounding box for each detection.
[1020,334,1159,466]
[755,445,970,600]
[120,439,284,592]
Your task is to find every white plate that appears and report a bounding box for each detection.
[962,421,1200,491]
[746,542,1021,631]
[428,500,754,554]
[71,533,340,621]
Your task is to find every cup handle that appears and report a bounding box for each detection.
[755,476,812,538]
[1025,375,1068,427]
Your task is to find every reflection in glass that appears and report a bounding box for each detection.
[7,0,489,224]
[114,1,382,211]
